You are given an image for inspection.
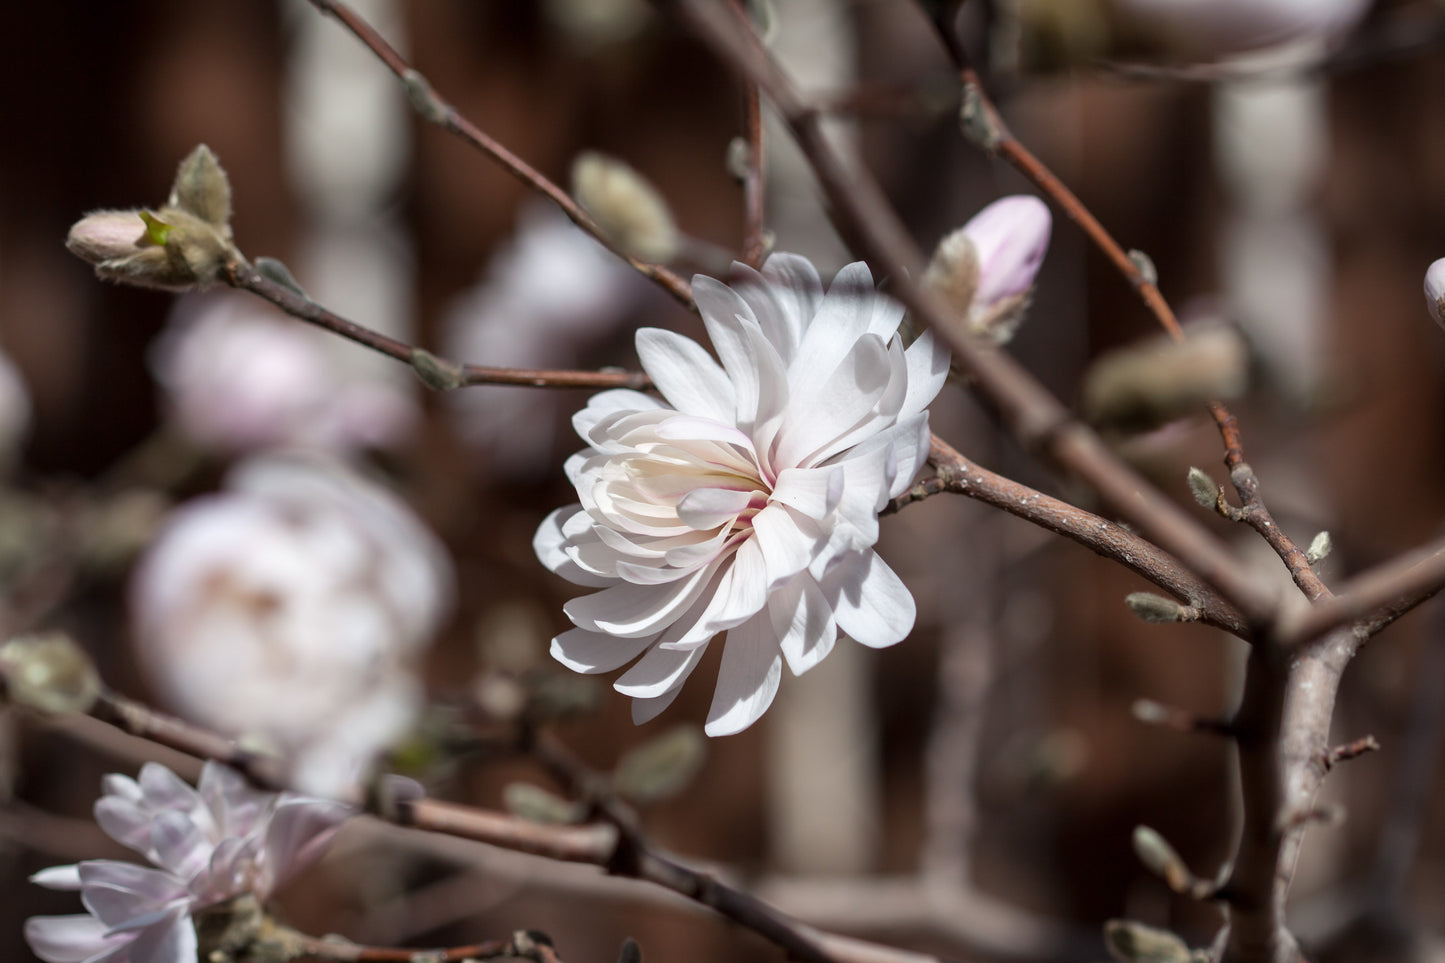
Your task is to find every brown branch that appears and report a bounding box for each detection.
[1280,534,1445,647]
[891,436,1249,636]
[726,0,768,268]
[1212,407,1332,602]
[222,260,652,391]
[292,929,560,963]
[671,0,1279,632]
[303,0,694,309]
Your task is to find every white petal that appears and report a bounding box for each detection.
[820,550,915,648]
[769,466,843,519]
[771,575,837,676]
[25,915,125,963]
[117,907,196,963]
[705,612,783,736]
[635,328,735,424]
[263,797,352,890]
[900,328,950,420]
[551,627,657,673]
[788,261,876,392]
[535,506,615,588]
[572,389,664,440]
[148,811,209,880]
[676,488,755,530]
[758,253,823,355]
[564,562,717,637]
[774,333,891,469]
[614,643,707,698]
[30,865,83,891]
[750,506,816,588]
[630,680,687,725]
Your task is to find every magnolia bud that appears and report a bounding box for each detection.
[1083,322,1248,431]
[572,151,680,264]
[66,210,150,264]
[0,632,101,715]
[925,195,1051,345]
[1425,258,1445,330]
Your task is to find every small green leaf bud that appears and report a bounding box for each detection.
[572,151,680,264]
[613,725,707,805]
[1127,248,1158,286]
[1306,531,1332,565]
[409,348,465,391]
[1125,592,1190,624]
[1132,825,1192,893]
[0,632,101,715]
[167,144,232,229]
[254,256,308,299]
[1103,919,1192,963]
[1186,467,1218,509]
[503,782,586,825]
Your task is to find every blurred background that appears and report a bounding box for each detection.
[4,1,1445,960]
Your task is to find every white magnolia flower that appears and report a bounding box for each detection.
[152,293,417,453]
[131,454,454,794]
[26,761,350,963]
[535,253,950,735]
[1426,257,1445,330]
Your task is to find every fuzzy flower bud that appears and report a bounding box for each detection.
[130,454,454,795]
[0,632,101,715]
[925,195,1052,345]
[572,151,680,264]
[65,145,238,291]
[1425,258,1445,330]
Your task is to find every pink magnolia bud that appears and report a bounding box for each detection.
[65,210,148,264]
[962,195,1053,310]
[1426,258,1445,330]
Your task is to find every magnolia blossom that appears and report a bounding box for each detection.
[535,253,950,735]
[131,455,453,794]
[1426,258,1445,330]
[1113,0,1372,59]
[152,293,416,453]
[26,761,350,963]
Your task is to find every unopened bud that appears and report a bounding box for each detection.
[925,195,1051,346]
[410,348,465,392]
[572,152,680,264]
[0,633,101,715]
[1103,919,1192,963]
[1083,322,1248,431]
[1132,825,1193,893]
[503,782,586,825]
[613,725,707,804]
[66,210,150,264]
[1425,258,1445,330]
[1125,592,1191,624]
[1186,467,1218,509]
[1306,531,1332,565]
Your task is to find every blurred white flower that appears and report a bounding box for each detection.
[1426,258,1445,330]
[131,454,454,794]
[443,204,639,477]
[1113,0,1372,59]
[536,253,949,735]
[26,761,349,963]
[0,343,31,462]
[925,195,1052,345]
[152,293,417,453]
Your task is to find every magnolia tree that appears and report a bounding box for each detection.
[4,1,1445,962]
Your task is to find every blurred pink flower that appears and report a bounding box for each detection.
[26,761,349,963]
[1426,258,1445,330]
[536,253,948,735]
[152,294,416,453]
[1113,0,1372,58]
[443,204,640,478]
[961,195,1052,314]
[131,454,453,794]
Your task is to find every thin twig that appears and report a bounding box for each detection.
[892,436,1249,636]
[726,0,768,268]
[1281,534,1445,647]
[223,260,652,391]
[291,929,561,963]
[303,0,694,308]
